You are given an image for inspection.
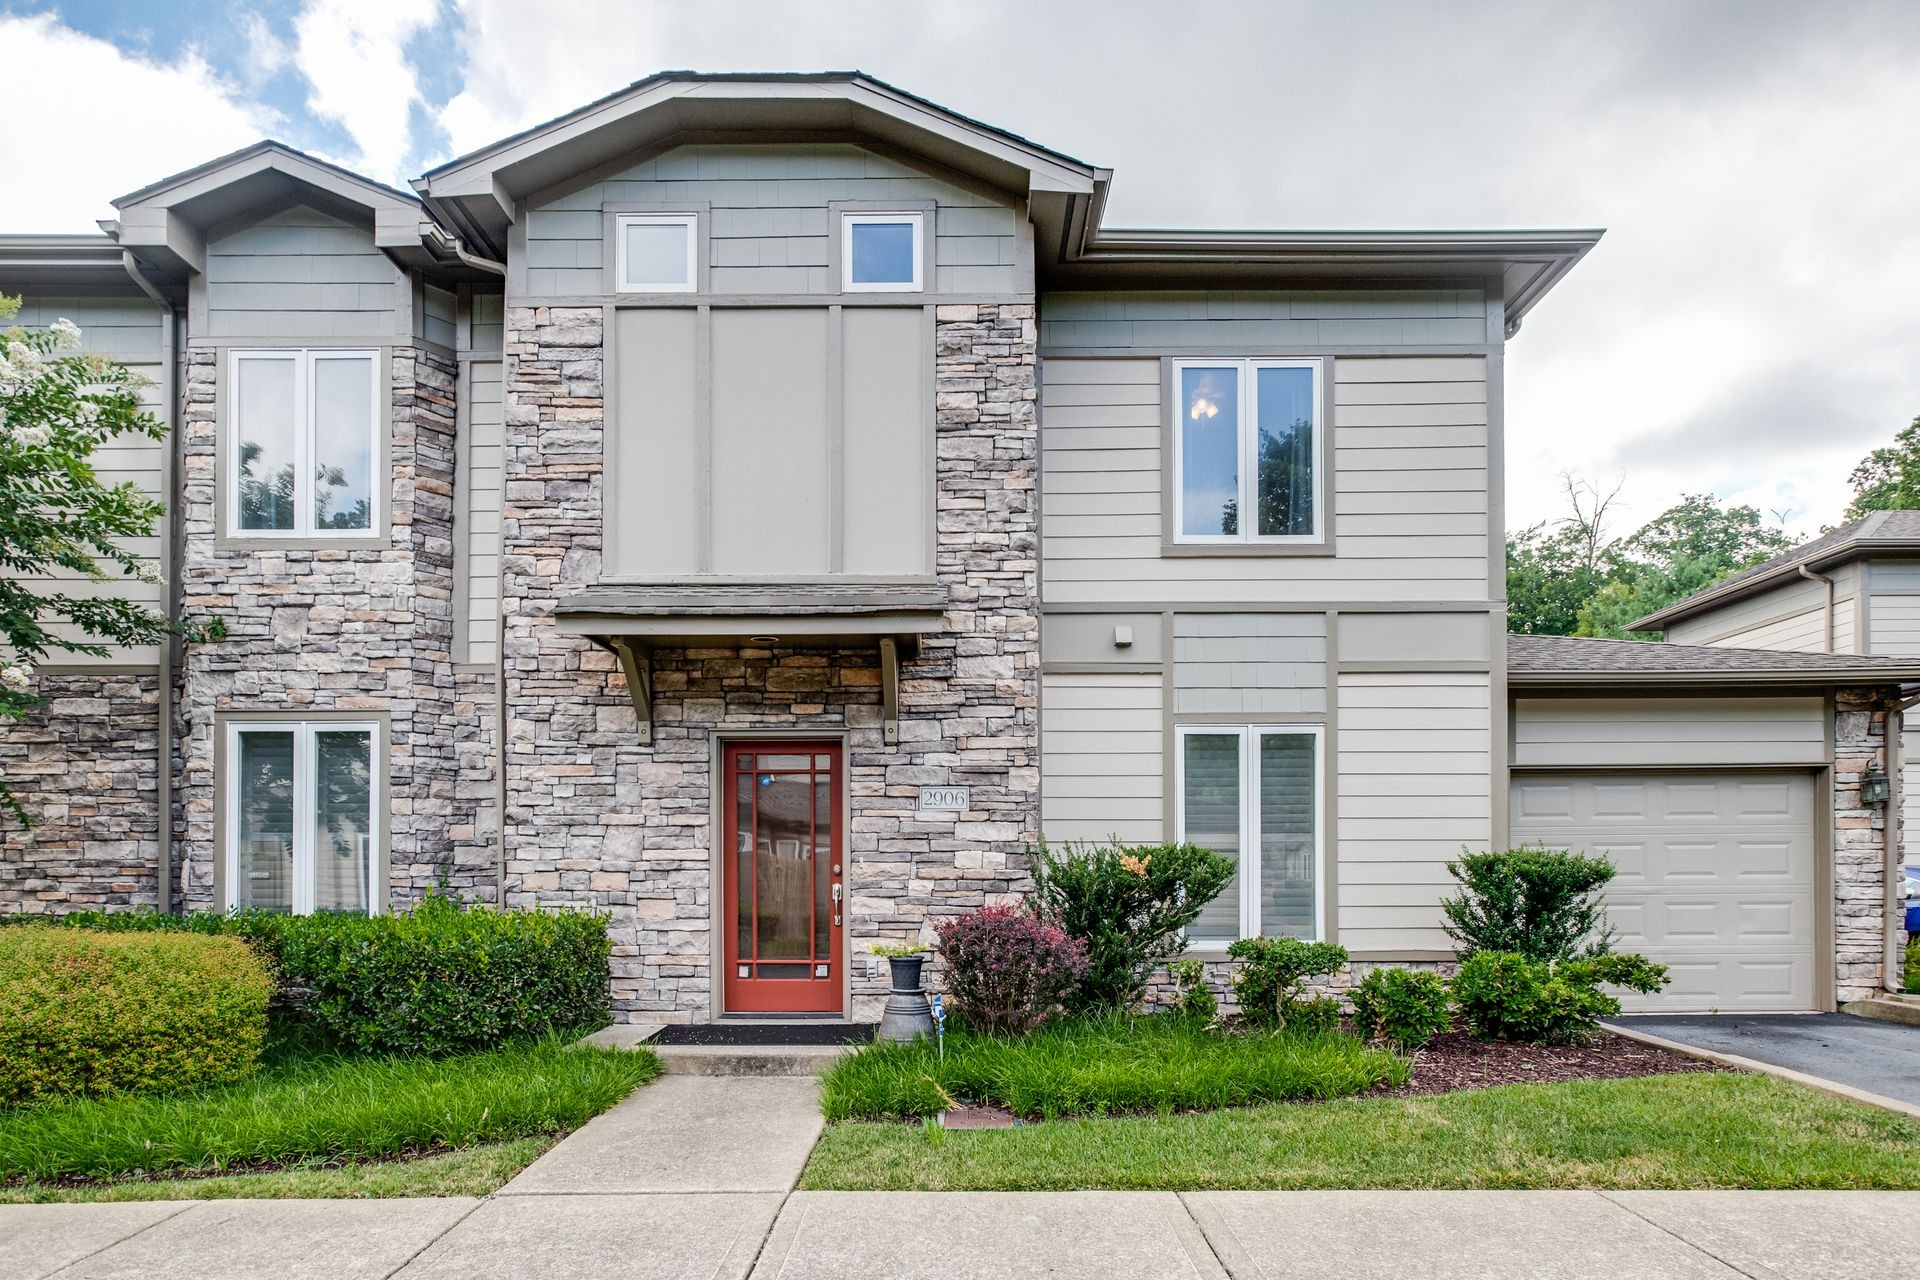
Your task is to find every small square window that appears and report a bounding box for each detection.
[616,213,697,292]
[843,213,923,292]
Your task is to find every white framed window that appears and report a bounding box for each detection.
[1171,358,1323,544]
[228,349,379,537]
[614,212,698,292]
[841,212,924,292]
[1175,724,1323,944]
[225,720,380,915]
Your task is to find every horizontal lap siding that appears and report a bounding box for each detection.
[461,361,504,664]
[204,205,402,338]
[1664,572,1851,652]
[1511,697,1826,768]
[1869,596,1920,654]
[1038,352,1490,603]
[11,295,166,664]
[1041,673,1163,843]
[525,144,1018,296]
[1337,673,1492,950]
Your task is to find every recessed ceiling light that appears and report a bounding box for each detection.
[749,635,780,645]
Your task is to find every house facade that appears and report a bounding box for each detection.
[2,73,1912,1020]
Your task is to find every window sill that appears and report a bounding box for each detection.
[215,533,389,553]
[1161,541,1336,558]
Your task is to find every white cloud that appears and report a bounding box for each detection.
[0,13,269,232]
[293,0,443,183]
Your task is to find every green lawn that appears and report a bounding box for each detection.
[803,1071,1920,1190]
[821,1014,1406,1121]
[0,1033,659,1189]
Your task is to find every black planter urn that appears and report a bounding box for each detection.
[878,955,934,1042]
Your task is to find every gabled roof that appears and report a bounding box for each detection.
[1630,510,1920,632]
[1508,632,1920,688]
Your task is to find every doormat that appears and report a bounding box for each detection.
[650,1022,879,1047]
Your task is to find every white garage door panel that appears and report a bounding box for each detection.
[1510,772,1816,1013]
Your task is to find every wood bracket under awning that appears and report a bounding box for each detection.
[879,637,899,746]
[610,638,653,747]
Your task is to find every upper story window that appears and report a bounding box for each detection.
[842,212,924,292]
[615,212,698,292]
[1177,724,1322,945]
[1173,358,1323,544]
[229,349,379,536]
[226,719,379,915]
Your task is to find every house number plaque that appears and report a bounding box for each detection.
[916,786,971,813]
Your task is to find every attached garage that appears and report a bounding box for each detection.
[1511,771,1817,1012]
[1506,634,1920,1013]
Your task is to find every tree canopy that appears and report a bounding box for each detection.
[1843,414,1920,522]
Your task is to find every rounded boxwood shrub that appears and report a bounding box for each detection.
[0,926,273,1106]
[1349,966,1451,1051]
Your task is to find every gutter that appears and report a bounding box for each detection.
[1800,564,1836,653]
[123,251,178,914]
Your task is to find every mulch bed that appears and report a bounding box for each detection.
[1383,1029,1721,1098]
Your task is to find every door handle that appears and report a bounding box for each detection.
[832,883,844,903]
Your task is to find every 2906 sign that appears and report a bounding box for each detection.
[915,786,971,813]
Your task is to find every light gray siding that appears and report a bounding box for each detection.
[459,359,504,664]
[1511,696,1827,769]
[1040,289,1488,351]
[1336,672,1494,952]
[1041,612,1164,665]
[10,295,166,665]
[1040,672,1162,843]
[422,282,456,350]
[1868,561,1920,654]
[1172,614,1325,715]
[524,144,1020,297]
[1663,570,1855,653]
[470,291,504,355]
[1038,355,1490,604]
[202,204,403,338]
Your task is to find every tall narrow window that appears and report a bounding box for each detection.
[842,212,923,292]
[229,350,378,537]
[1173,359,1323,544]
[1176,725,1322,941]
[226,721,379,915]
[615,213,697,292]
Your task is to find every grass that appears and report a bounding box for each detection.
[818,1013,1407,1121]
[804,1071,1920,1191]
[0,1138,555,1203]
[0,1031,660,1186]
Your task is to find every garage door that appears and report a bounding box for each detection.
[1509,772,1816,1013]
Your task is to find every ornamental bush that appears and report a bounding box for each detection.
[4,897,612,1056]
[1451,949,1669,1045]
[1225,936,1349,1030]
[1028,840,1235,1012]
[1349,966,1451,1051]
[1441,847,1619,963]
[936,905,1088,1035]
[0,927,273,1106]
[1169,959,1218,1021]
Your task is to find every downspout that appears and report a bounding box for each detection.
[1800,564,1835,653]
[1887,687,1920,993]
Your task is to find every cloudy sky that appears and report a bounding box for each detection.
[4,0,1917,538]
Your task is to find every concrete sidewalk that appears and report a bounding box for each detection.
[11,1189,1920,1279]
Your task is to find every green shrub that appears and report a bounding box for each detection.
[1169,959,1218,1021]
[1225,936,1348,1030]
[5,897,612,1055]
[1349,967,1451,1051]
[1907,934,1920,995]
[1451,949,1668,1045]
[0,927,273,1106]
[1441,847,1618,962]
[1028,840,1235,1012]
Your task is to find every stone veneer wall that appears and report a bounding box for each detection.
[0,671,162,913]
[172,342,484,907]
[499,302,1039,1022]
[1834,687,1893,1001]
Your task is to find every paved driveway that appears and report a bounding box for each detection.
[1610,1013,1920,1106]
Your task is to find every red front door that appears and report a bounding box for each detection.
[722,742,844,1014]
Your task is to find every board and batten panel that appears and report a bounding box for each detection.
[1662,570,1854,654]
[841,308,931,575]
[203,204,403,338]
[1172,614,1325,715]
[1511,697,1826,769]
[460,359,504,664]
[1038,354,1490,604]
[609,308,701,577]
[524,143,1019,296]
[710,308,831,574]
[10,294,166,664]
[1039,290,1488,350]
[1336,672,1493,951]
[1040,672,1162,843]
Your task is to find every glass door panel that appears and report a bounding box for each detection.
[723,742,843,1013]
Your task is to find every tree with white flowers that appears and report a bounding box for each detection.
[0,296,216,822]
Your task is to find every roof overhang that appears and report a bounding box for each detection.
[416,72,1102,261]
[110,141,437,282]
[1509,667,1920,691]
[1632,530,1920,632]
[0,235,136,291]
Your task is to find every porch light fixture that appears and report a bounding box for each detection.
[1862,763,1892,807]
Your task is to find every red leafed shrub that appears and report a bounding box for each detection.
[936,906,1088,1035]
